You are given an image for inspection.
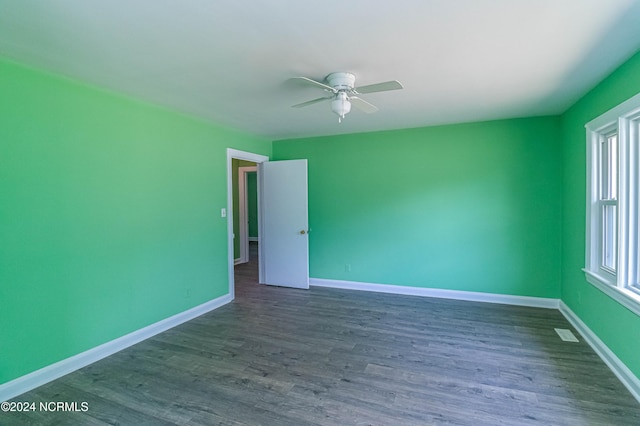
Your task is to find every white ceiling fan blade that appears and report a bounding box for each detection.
[355,80,403,94]
[350,97,378,113]
[291,77,337,93]
[291,96,331,108]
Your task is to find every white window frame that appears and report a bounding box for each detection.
[584,91,640,316]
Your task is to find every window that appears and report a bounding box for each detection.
[584,92,640,315]
[599,132,618,275]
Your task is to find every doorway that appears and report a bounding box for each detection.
[236,165,257,265]
[226,149,310,298]
[226,149,268,300]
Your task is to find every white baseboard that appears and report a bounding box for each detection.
[559,301,640,403]
[0,294,232,402]
[310,278,559,309]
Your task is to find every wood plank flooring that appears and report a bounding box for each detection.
[5,244,640,425]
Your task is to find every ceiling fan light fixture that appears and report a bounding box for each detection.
[291,72,402,123]
[331,91,351,123]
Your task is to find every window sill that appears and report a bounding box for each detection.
[583,269,640,317]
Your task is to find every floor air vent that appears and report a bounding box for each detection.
[555,328,579,342]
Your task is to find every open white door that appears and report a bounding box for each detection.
[260,159,309,289]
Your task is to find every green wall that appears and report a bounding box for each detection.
[273,117,562,298]
[560,49,640,378]
[0,57,270,384]
[247,172,258,239]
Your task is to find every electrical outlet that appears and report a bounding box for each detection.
[345,264,351,272]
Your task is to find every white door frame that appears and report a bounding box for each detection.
[227,149,268,300]
[237,166,257,265]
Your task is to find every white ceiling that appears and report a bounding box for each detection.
[2,1,640,140]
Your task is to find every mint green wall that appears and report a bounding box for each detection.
[247,172,258,238]
[0,57,270,384]
[273,117,562,298]
[560,50,640,378]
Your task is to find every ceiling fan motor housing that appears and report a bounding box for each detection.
[326,72,355,91]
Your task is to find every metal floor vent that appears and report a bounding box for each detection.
[555,328,579,342]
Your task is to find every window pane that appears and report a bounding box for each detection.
[600,134,618,200]
[608,134,618,199]
[602,204,617,271]
[600,138,608,198]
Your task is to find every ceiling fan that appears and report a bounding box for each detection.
[291,72,403,123]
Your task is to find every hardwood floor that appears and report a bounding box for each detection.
[6,243,640,425]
